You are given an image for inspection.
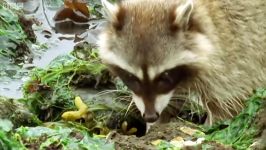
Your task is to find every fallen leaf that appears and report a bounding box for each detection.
[171,136,184,142]
[69,0,90,17]
[151,139,163,146]
[179,126,202,136]
[54,0,90,22]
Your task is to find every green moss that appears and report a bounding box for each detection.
[204,88,265,149]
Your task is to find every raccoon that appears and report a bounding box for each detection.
[98,0,266,125]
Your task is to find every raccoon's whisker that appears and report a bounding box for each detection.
[93,90,131,98]
[167,102,179,109]
[93,90,121,96]
[171,95,188,100]
[124,100,134,117]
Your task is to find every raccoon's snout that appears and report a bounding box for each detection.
[143,112,159,123]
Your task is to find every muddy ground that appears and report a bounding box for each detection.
[110,121,231,150]
[110,103,266,150]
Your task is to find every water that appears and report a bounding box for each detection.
[0,0,104,99]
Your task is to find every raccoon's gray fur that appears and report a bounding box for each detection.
[98,0,266,125]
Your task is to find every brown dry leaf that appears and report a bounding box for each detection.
[54,0,90,22]
[64,0,89,17]
[27,80,50,93]
[64,0,75,9]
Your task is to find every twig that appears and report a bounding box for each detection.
[41,0,55,31]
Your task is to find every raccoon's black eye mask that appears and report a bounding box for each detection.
[154,65,197,94]
[108,65,198,95]
[109,66,142,94]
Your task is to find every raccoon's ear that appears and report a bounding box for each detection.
[101,0,125,30]
[173,0,193,30]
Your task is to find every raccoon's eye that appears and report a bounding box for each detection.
[155,65,198,93]
[156,72,175,93]
[159,72,173,84]
[110,66,141,93]
[120,73,141,93]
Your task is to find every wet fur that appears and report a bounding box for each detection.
[98,0,266,124]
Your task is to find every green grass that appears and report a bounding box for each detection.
[22,54,107,121]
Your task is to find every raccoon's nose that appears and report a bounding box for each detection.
[143,112,159,123]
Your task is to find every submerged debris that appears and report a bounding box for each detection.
[53,0,90,34]
[54,0,90,22]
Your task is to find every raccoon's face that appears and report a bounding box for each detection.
[98,0,215,123]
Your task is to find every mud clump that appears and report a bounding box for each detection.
[0,96,41,128]
[14,42,31,63]
[18,15,37,43]
[14,15,37,63]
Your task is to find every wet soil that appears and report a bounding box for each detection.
[109,121,189,150]
[110,121,232,150]
[109,101,266,150]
